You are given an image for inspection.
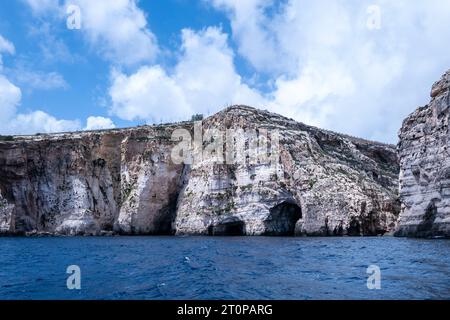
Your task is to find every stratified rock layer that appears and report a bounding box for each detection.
[0,125,187,235]
[0,106,400,236]
[175,107,400,236]
[396,70,450,238]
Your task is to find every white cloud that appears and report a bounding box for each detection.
[210,0,282,73]
[85,116,115,130]
[24,0,60,15]
[0,75,80,135]
[7,111,81,135]
[20,0,450,143]
[24,0,158,66]
[0,35,20,122]
[11,69,68,90]
[0,31,68,92]
[68,0,158,66]
[109,27,265,123]
[0,35,15,55]
[28,22,80,64]
[208,0,450,142]
[0,35,15,69]
[175,28,263,110]
[0,34,78,135]
[0,75,22,121]
[0,33,118,136]
[110,66,191,123]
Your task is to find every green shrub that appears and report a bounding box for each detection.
[0,135,14,142]
[191,114,204,121]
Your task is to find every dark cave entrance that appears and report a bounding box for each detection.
[208,219,245,236]
[134,192,180,236]
[264,201,302,236]
[417,200,438,237]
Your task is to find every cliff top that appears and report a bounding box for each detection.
[0,104,394,148]
[216,105,395,148]
[400,68,450,138]
[431,69,450,98]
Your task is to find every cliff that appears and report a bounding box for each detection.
[0,106,400,236]
[395,70,450,238]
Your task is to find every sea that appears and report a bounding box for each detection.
[0,236,449,300]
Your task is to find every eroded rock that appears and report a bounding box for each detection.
[395,69,450,238]
[174,106,400,236]
[0,106,400,236]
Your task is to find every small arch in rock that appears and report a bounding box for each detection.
[417,199,439,237]
[347,217,361,236]
[208,218,245,236]
[264,201,302,236]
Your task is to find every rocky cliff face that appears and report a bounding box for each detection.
[175,107,400,236]
[396,70,450,238]
[0,106,400,236]
[0,125,187,235]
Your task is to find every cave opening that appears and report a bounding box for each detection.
[145,192,179,235]
[208,219,245,236]
[347,217,361,236]
[417,200,438,237]
[264,201,302,236]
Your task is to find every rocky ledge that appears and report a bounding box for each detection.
[395,69,450,238]
[0,106,400,236]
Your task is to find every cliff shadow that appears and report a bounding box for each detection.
[152,192,180,235]
[264,201,302,236]
[416,199,439,238]
[208,217,245,236]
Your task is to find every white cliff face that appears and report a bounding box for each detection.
[115,131,184,234]
[0,193,14,233]
[175,106,400,236]
[396,70,450,238]
[0,106,400,236]
[0,125,186,235]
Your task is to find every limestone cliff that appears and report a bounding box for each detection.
[175,107,399,236]
[395,70,450,238]
[0,106,400,236]
[0,125,187,235]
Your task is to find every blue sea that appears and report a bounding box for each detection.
[0,236,449,300]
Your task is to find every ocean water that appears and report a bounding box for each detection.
[0,236,449,300]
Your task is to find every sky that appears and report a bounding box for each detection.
[1,0,450,143]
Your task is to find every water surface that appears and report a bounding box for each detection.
[0,236,449,299]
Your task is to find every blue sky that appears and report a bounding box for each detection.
[0,0,233,129]
[1,0,450,143]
